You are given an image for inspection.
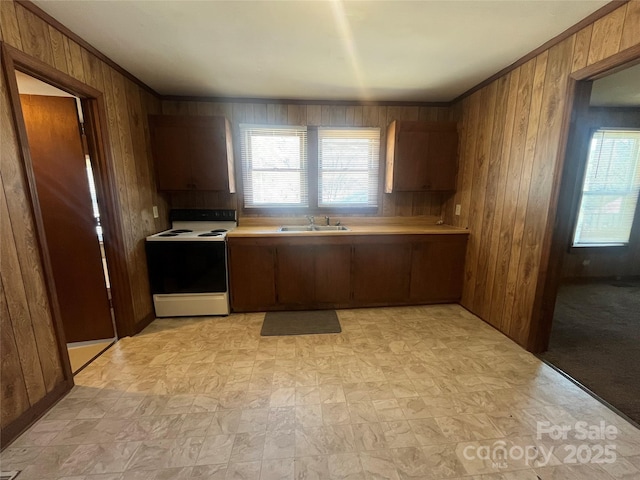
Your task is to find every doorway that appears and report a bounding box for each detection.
[538,60,640,425]
[15,71,116,374]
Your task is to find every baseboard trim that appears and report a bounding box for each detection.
[561,275,640,284]
[0,380,72,450]
[133,312,156,335]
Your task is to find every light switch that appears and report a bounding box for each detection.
[455,204,461,216]
[153,206,159,218]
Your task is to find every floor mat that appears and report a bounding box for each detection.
[261,310,341,336]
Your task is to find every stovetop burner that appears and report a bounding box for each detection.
[146,209,237,242]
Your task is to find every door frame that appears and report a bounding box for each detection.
[529,43,640,352]
[1,45,136,356]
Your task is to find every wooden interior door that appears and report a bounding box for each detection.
[20,94,115,343]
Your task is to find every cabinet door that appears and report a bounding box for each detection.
[277,244,351,306]
[150,123,193,190]
[410,236,467,302]
[149,115,234,192]
[314,245,351,304]
[228,244,277,311]
[425,129,458,191]
[276,245,315,305]
[394,130,431,191]
[388,121,458,192]
[190,117,229,191]
[353,242,412,303]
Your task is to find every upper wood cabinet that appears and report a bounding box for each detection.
[385,120,458,192]
[148,115,236,192]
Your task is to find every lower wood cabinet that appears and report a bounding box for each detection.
[227,242,277,310]
[352,241,412,303]
[410,236,467,302]
[276,244,351,306]
[228,234,468,312]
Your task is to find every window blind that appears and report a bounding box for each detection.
[573,129,640,247]
[318,127,380,208]
[240,124,308,208]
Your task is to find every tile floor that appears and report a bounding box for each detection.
[2,305,640,479]
[68,341,115,374]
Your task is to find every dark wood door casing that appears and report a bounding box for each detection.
[20,94,115,343]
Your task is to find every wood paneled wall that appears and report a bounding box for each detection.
[562,107,640,279]
[161,100,455,218]
[0,0,164,435]
[445,1,640,348]
[0,66,64,430]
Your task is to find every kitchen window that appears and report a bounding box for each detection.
[240,125,308,208]
[572,128,640,247]
[318,127,380,208]
[240,124,380,211]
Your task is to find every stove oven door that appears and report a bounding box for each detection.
[145,240,227,295]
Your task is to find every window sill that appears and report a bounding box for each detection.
[568,244,630,254]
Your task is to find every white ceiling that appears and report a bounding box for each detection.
[15,71,85,122]
[590,63,640,107]
[33,0,610,102]
[15,70,73,97]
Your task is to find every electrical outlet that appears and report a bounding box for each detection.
[153,206,159,218]
[455,204,461,216]
[582,259,591,266]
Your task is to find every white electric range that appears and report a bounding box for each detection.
[145,209,236,317]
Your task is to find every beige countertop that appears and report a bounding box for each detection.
[228,224,469,237]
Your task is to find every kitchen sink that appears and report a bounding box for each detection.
[278,226,315,231]
[278,225,349,232]
[312,225,349,231]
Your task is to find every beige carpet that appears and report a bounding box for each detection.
[67,340,113,373]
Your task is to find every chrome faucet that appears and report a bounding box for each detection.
[324,216,330,226]
[306,215,315,226]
